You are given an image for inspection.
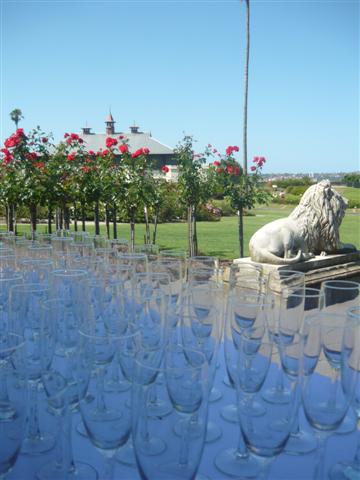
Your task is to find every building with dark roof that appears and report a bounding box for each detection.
[79,113,175,169]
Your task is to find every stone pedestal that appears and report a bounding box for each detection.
[233,251,360,286]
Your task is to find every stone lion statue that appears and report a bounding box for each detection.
[249,180,356,265]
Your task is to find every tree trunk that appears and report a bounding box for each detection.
[152,207,159,245]
[30,203,37,240]
[59,209,64,230]
[64,206,70,230]
[81,201,86,231]
[5,205,9,231]
[188,205,194,257]
[144,206,150,244]
[243,0,250,174]
[14,205,17,235]
[47,205,52,234]
[238,206,244,258]
[192,206,198,256]
[73,204,78,232]
[55,209,59,231]
[112,204,118,239]
[130,209,135,252]
[94,200,100,235]
[105,204,110,239]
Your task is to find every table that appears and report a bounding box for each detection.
[9,360,358,480]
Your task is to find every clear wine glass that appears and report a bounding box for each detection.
[321,279,360,434]
[37,296,97,480]
[302,311,360,480]
[9,283,55,455]
[215,294,271,478]
[0,333,27,478]
[235,331,298,480]
[132,345,208,480]
[330,305,360,480]
[181,285,223,443]
[76,325,140,480]
[262,269,305,404]
[279,287,324,456]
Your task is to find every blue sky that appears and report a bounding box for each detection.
[0,0,358,173]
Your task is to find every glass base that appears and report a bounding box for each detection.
[209,387,222,403]
[21,432,55,455]
[104,378,131,393]
[159,460,197,478]
[220,404,238,423]
[136,436,166,456]
[284,429,317,456]
[239,399,266,417]
[76,421,88,438]
[329,461,360,480]
[223,376,232,388]
[215,448,262,478]
[173,418,222,443]
[146,399,173,417]
[336,412,357,435]
[262,386,291,404]
[115,440,136,467]
[36,460,98,480]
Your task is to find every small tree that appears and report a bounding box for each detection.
[212,148,270,257]
[175,136,215,256]
[9,109,24,129]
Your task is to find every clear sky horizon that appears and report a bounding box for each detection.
[1,0,359,174]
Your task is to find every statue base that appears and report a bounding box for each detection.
[233,251,360,286]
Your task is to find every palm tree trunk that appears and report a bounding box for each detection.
[243,0,250,175]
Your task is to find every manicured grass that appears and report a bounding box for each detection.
[6,203,359,260]
[333,186,360,207]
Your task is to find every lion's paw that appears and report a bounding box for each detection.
[320,251,327,257]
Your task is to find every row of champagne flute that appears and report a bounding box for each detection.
[1,229,360,479]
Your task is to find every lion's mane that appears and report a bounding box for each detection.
[289,180,347,254]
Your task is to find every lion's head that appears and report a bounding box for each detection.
[289,180,348,254]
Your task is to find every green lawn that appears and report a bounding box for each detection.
[7,203,360,260]
[331,186,360,207]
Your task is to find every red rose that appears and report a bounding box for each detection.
[0,148,10,155]
[106,137,118,148]
[131,149,142,159]
[225,146,233,156]
[102,149,110,156]
[234,167,240,175]
[67,153,76,162]
[119,135,124,140]
[16,128,25,137]
[88,150,95,156]
[3,155,13,165]
[161,165,169,173]
[42,137,48,143]
[78,138,84,144]
[81,166,91,173]
[213,161,220,166]
[226,165,234,174]
[142,147,150,155]
[119,144,128,154]
[233,146,239,152]
[253,156,259,163]
[34,162,45,169]
[4,135,20,148]
[250,166,256,171]
[64,133,70,138]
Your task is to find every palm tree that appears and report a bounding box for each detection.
[9,108,24,129]
[239,0,250,257]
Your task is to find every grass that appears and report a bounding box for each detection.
[332,186,360,207]
[7,203,360,260]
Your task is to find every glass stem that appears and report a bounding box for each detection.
[96,366,106,413]
[63,403,76,474]
[102,452,115,480]
[110,361,120,383]
[291,411,300,435]
[0,361,9,404]
[328,368,339,408]
[314,432,328,480]
[179,415,190,467]
[28,380,40,440]
[54,413,64,469]
[353,418,360,466]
